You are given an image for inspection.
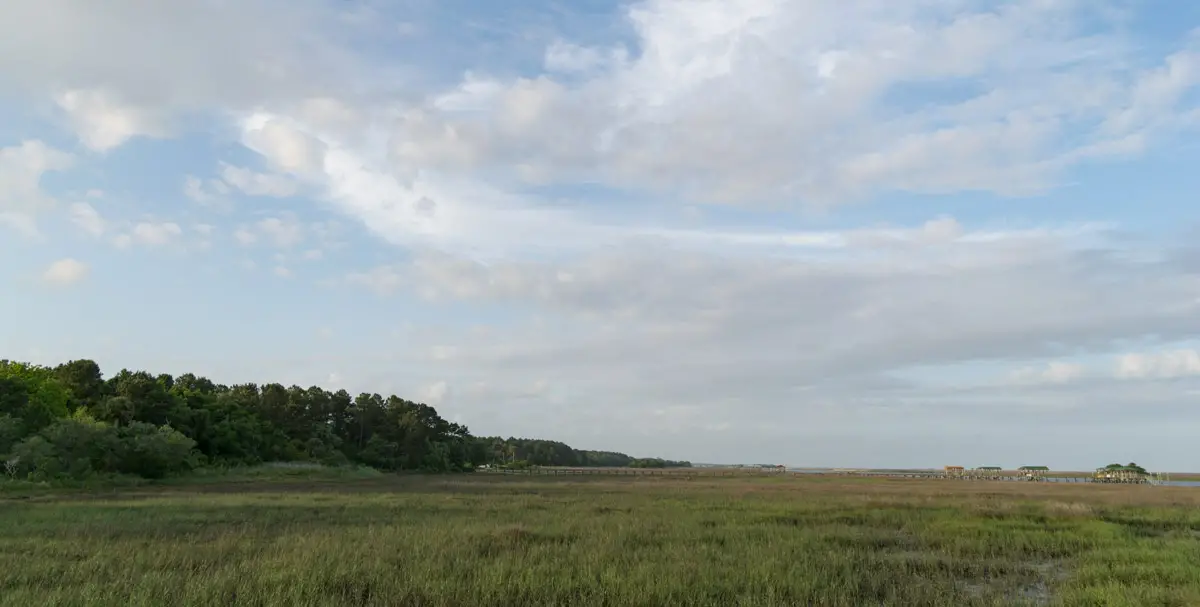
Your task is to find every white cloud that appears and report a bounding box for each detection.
[256,216,305,248]
[232,216,306,250]
[240,116,327,175]
[118,221,183,247]
[55,89,167,151]
[1102,47,1200,136]
[218,162,299,198]
[68,201,105,237]
[0,0,362,124]
[1116,350,1200,380]
[421,380,450,405]
[347,265,405,295]
[234,227,258,246]
[134,221,183,246]
[428,345,457,361]
[0,140,73,235]
[244,106,1036,260]
[183,175,230,206]
[41,258,89,286]
[340,224,1200,426]
[175,3,1198,266]
[544,41,622,74]
[1010,361,1086,386]
[379,1,1200,204]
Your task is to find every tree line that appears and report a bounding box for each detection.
[475,437,691,469]
[0,359,688,481]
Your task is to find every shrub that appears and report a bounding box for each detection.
[116,422,199,479]
[9,436,61,481]
[4,418,198,481]
[38,415,122,478]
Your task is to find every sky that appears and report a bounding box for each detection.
[2,0,1200,471]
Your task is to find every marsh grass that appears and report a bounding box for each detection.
[2,475,1200,606]
[0,463,384,498]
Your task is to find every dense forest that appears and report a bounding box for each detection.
[0,359,689,481]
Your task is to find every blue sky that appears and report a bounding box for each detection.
[3,0,1200,470]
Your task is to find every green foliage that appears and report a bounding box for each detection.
[33,414,122,478]
[0,357,686,482]
[0,415,22,456]
[8,435,59,480]
[115,422,198,479]
[0,360,71,434]
[53,359,105,411]
[629,457,693,468]
[4,415,196,481]
[479,437,689,469]
[579,449,638,467]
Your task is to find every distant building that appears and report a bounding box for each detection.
[1094,466,1149,483]
[1018,465,1050,479]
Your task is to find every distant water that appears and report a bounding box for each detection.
[781,468,1200,487]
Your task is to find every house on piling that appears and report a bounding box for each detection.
[944,465,965,477]
[1018,465,1050,480]
[1094,464,1154,484]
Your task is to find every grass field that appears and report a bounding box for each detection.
[2,472,1200,606]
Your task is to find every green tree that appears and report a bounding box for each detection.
[0,357,688,481]
[0,361,71,434]
[53,359,106,411]
[106,370,183,426]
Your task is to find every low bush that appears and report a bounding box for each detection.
[4,415,198,481]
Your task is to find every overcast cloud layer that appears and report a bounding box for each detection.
[3,0,1200,470]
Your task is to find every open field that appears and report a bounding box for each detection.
[3,474,1200,606]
